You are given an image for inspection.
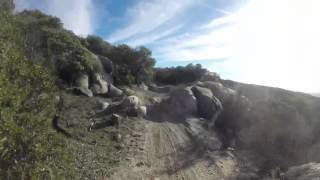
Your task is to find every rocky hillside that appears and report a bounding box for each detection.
[1,1,320,179]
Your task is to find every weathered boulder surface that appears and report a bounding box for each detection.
[285,163,320,180]
[197,81,236,103]
[191,86,223,124]
[91,73,109,95]
[121,95,140,108]
[74,74,93,97]
[108,84,123,97]
[167,87,198,117]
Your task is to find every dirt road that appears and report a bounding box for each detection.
[111,117,241,180]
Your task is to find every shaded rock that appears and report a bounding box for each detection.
[75,73,90,88]
[73,87,93,97]
[136,106,147,117]
[138,82,148,90]
[91,73,109,95]
[99,55,113,74]
[110,114,121,126]
[121,96,140,108]
[74,74,93,97]
[167,87,198,117]
[108,84,123,97]
[191,86,223,127]
[197,81,236,103]
[98,101,109,110]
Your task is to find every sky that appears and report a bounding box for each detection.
[14,0,320,93]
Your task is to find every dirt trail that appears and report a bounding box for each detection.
[111,117,241,180]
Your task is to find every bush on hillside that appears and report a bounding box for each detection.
[0,9,74,179]
[83,36,156,85]
[16,10,98,84]
[154,63,208,85]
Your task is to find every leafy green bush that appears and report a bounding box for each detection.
[84,36,156,85]
[154,63,207,85]
[16,10,98,84]
[0,9,74,179]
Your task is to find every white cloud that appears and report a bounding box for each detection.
[154,0,320,93]
[125,25,183,47]
[14,0,95,36]
[107,0,195,43]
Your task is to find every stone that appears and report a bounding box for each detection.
[73,87,93,97]
[108,84,123,97]
[91,73,109,95]
[136,106,147,117]
[110,114,121,126]
[74,74,93,97]
[122,96,140,108]
[98,101,109,110]
[197,81,236,104]
[168,87,198,117]
[191,86,223,126]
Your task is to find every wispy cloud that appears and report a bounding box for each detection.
[14,0,96,36]
[146,0,320,92]
[107,0,195,43]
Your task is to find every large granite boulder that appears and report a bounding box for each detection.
[121,95,140,108]
[91,73,109,95]
[197,81,236,104]
[108,84,123,97]
[74,74,93,97]
[191,86,223,122]
[167,87,198,117]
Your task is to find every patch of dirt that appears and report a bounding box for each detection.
[110,89,258,180]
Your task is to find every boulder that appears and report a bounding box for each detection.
[73,87,93,97]
[98,101,109,110]
[99,56,113,74]
[167,87,198,117]
[91,73,109,95]
[191,86,223,126]
[136,106,147,117]
[138,83,148,91]
[285,163,320,180]
[74,74,93,97]
[121,96,140,108]
[75,73,90,88]
[108,84,123,97]
[110,114,121,126]
[197,81,236,103]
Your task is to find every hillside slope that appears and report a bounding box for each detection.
[1,2,320,179]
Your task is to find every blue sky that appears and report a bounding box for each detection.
[14,0,320,93]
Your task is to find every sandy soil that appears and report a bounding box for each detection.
[111,117,242,180]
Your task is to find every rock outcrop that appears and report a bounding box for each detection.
[108,84,123,97]
[167,87,198,117]
[191,86,223,127]
[91,73,109,95]
[285,163,320,180]
[74,74,93,97]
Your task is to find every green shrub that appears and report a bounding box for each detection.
[16,10,98,84]
[84,36,156,85]
[154,63,207,85]
[0,9,74,179]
